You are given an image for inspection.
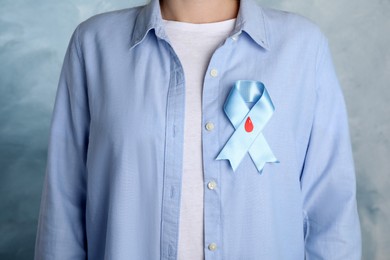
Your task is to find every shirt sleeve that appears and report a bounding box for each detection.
[300,34,362,259]
[34,25,89,259]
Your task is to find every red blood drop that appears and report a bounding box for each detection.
[244,116,254,132]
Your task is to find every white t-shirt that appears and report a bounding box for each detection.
[162,17,236,260]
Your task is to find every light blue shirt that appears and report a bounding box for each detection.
[34,0,362,259]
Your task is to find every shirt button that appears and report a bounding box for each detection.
[208,243,217,251]
[210,69,218,77]
[231,35,238,41]
[205,122,214,131]
[207,180,217,190]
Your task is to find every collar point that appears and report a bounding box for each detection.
[261,40,271,51]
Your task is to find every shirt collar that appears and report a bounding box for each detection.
[129,0,270,50]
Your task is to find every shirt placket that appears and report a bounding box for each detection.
[160,38,186,260]
[202,37,234,260]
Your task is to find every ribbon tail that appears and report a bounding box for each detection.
[216,142,248,172]
[248,134,279,173]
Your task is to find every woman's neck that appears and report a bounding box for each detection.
[160,0,239,23]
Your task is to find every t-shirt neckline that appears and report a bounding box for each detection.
[162,18,237,32]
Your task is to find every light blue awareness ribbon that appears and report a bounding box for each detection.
[216,80,279,173]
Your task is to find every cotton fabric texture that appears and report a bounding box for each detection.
[34,0,362,259]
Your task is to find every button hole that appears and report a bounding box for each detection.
[168,244,174,256]
[170,186,175,198]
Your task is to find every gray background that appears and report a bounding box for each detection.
[0,0,389,259]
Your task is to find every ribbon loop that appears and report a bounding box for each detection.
[216,80,279,173]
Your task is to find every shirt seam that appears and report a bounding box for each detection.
[314,34,328,92]
[74,25,85,68]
